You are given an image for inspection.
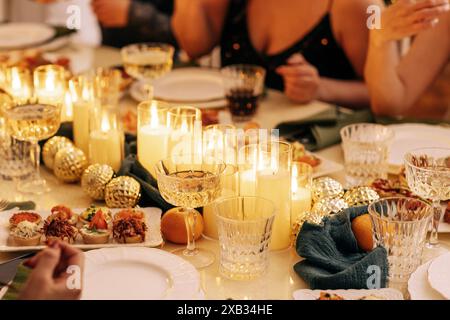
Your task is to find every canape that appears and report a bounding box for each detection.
[43,218,78,243]
[113,217,147,244]
[80,210,111,244]
[114,208,145,222]
[10,221,42,246]
[48,205,79,226]
[9,212,42,230]
[79,206,112,225]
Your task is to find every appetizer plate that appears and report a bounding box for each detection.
[0,207,164,252]
[427,252,450,299]
[311,154,344,179]
[0,23,56,50]
[388,124,450,166]
[408,260,445,300]
[82,247,201,300]
[293,288,403,300]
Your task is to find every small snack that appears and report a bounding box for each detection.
[79,206,112,225]
[317,292,344,300]
[80,210,111,244]
[113,217,147,244]
[43,218,78,243]
[9,212,42,229]
[114,209,145,222]
[48,205,78,225]
[291,142,321,168]
[10,221,41,246]
[444,202,450,224]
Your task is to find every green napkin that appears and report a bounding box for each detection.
[1,264,30,300]
[294,206,388,290]
[118,154,174,213]
[3,201,36,212]
[276,107,374,151]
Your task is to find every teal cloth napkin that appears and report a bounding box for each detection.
[117,154,174,213]
[276,107,374,151]
[3,201,36,212]
[1,264,30,300]
[294,206,388,290]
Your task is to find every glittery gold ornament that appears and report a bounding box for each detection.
[42,136,74,170]
[54,147,88,183]
[81,164,115,200]
[312,197,349,216]
[344,187,380,207]
[105,176,141,208]
[312,177,344,202]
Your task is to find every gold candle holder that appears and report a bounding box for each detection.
[33,65,66,106]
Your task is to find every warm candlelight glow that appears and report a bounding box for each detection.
[150,101,159,128]
[101,112,111,132]
[291,163,298,194]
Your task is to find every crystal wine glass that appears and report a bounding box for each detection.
[121,43,175,100]
[155,155,225,268]
[4,102,61,194]
[404,148,450,252]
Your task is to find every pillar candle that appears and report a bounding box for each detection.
[73,102,91,156]
[89,129,123,172]
[138,125,170,177]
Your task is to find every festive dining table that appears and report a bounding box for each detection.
[0,44,449,300]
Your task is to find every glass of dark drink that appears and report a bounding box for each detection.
[221,65,266,122]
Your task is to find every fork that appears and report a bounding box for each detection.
[0,199,9,211]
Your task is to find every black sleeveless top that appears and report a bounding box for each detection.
[220,0,358,91]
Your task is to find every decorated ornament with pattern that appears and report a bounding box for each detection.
[81,164,115,200]
[312,197,349,216]
[105,176,141,208]
[42,136,74,170]
[53,147,88,183]
[312,177,344,202]
[344,186,380,207]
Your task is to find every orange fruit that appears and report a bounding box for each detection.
[161,207,204,244]
[351,214,374,252]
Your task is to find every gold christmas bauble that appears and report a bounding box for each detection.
[312,197,349,216]
[54,147,88,183]
[344,187,380,207]
[312,177,344,202]
[105,176,141,208]
[81,164,115,200]
[42,136,74,170]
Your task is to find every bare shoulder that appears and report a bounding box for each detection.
[332,0,384,22]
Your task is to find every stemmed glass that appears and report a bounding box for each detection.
[121,43,175,100]
[4,101,61,194]
[405,148,450,252]
[155,155,225,268]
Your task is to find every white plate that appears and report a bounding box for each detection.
[0,207,163,252]
[82,247,201,300]
[388,124,450,166]
[428,252,450,299]
[0,23,56,50]
[408,260,445,300]
[312,154,344,179]
[293,288,403,300]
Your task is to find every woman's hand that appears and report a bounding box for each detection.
[19,241,84,300]
[92,0,131,28]
[373,0,450,44]
[276,54,322,104]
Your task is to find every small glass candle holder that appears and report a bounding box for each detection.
[203,124,237,165]
[137,100,171,177]
[291,162,313,228]
[4,66,32,104]
[167,106,202,160]
[89,107,124,172]
[33,65,66,106]
[92,68,122,108]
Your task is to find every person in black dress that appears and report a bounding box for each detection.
[172,0,382,109]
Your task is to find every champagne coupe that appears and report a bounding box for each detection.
[121,43,175,100]
[4,103,61,194]
[405,148,450,251]
[155,155,225,268]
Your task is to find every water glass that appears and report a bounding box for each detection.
[368,197,433,292]
[214,196,275,280]
[340,123,394,187]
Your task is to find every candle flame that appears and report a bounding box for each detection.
[150,101,159,128]
[181,117,188,133]
[64,91,73,119]
[292,164,298,194]
[45,70,56,91]
[11,69,21,91]
[101,112,110,132]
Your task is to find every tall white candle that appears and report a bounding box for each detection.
[138,125,170,177]
[291,187,312,225]
[257,170,291,251]
[89,129,123,172]
[203,189,236,240]
[239,170,256,197]
[73,102,91,156]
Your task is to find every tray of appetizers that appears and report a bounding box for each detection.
[0,205,164,252]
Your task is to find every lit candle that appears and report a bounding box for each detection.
[257,169,291,251]
[239,169,256,196]
[291,164,312,226]
[61,91,73,123]
[138,101,170,177]
[71,78,94,157]
[34,66,65,105]
[89,111,123,172]
[9,68,31,102]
